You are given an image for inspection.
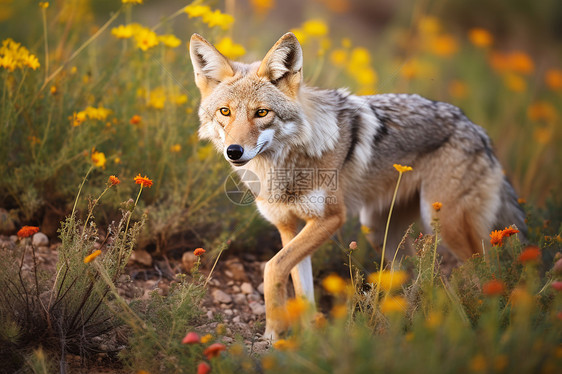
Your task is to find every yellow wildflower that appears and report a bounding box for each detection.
[432,202,443,212]
[330,49,347,68]
[368,270,408,292]
[0,54,16,71]
[302,19,329,37]
[425,310,443,329]
[202,9,234,30]
[361,225,371,234]
[349,47,371,66]
[285,298,309,323]
[159,34,181,48]
[170,144,182,153]
[84,106,111,121]
[322,274,347,294]
[200,334,213,344]
[91,150,106,168]
[84,250,102,264]
[272,338,298,351]
[468,28,493,48]
[122,0,143,4]
[71,111,87,127]
[184,4,211,18]
[290,28,307,45]
[380,296,408,314]
[330,304,347,319]
[39,2,49,9]
[148,87,166,109]
[393,164,413,173]
[111,25,135,39]
[533,127,553,145]
[418,16,441,36]
[0,38,40,72]
[507,51,534,74]
[503,74,526,92]
[251,0,274,15]
[135,28,159,51]
[215,37,246,60]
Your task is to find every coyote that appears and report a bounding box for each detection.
[189,33,525,339]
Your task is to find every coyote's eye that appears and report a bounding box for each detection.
[256,109,269,118]
[219,107,231,116]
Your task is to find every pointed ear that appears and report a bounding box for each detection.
[257,33,303,97]
[189,34,234,97]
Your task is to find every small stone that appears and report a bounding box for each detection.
[212,289,232,304]
[206,310,214,319]
[224,270,234,278]
[227,280,234,286]
[32,232,49,247]
[232,285,241,293]
[233,316,241,323]
[257,282,264,295]
[182,251,197,272]
[247,293,261,302]
[224,309,233,316]
[225,259,247,281]
[249,301,265,315]
[130,249,152,267]
[240,282,253,294]
[233,294,247,304]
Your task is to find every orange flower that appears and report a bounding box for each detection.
[194,248,206,256]
[432,202,442,212]
[482,279,504,296]
[197,362,211,374]
[429,34,458,57]
[468,28,493,48]
[518,246,541,264]
[527,102,558,123]
[84,249,102,264]
[501,227,520,238]
[134,174,153,188]
[130,114,142,125]
[108,175,120,186]
[182,332,200,344]
[203,343,226,359]
[17,226,39,238]
[490,230,504,246]
[545,69,562,91]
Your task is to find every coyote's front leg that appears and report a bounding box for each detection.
[263,213,344,340]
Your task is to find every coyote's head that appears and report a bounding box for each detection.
[189,33,310,166]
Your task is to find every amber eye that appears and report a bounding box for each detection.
[219,107,231,116]
[256,109,269,118]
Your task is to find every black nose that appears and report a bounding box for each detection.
[226,144,244,160]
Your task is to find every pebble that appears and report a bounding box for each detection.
[32,232,49,247]
[257,282,264,295]
[129,249,152,267]
[233,294,247,304]
[247,293,261,303]
[212,289,232,304]
[206,310,214,319]
[249,301,265,315]
[224,309,233,316]
[232,285,241,293]
[225,259,247,281]
[181,251,197,272]
[240,282,253,294]
[232,315,241,323]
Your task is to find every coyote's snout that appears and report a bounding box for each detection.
[189,32,526,340]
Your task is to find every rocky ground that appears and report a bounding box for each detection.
[0,230,275,372]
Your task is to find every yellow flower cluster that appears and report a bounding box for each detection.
[417,16,458,58]
[367,270,408,292]
[215,37,246,59]
[122,0,143,4]
[330,38,378,95]
[71,106,112,127]
[111,24,181,51]
[290,19,330,53]
[143,86,188,109]
[0,38,40,72]
[91,149,106,168]
[184,3,234,30]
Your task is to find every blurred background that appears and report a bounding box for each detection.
[0,0,560,262]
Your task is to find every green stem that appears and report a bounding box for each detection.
[378,171,403,275]
[71,166,94,222]
[42,6,49,81]
[83,186,110,234]
[123,185,143,241]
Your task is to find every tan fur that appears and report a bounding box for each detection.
[189,33,526,340]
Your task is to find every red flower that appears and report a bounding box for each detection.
[194,248,206,256]
[108,175,120,186]
[518,246,541,264]
[501,226,519,238]
[17,226,39,238]
[197,362,211,374]
[182,332,200,344]
[130,115,142,125]
[482,279,505,296]
[203,343,226,359]
[490,230,504,246]
[134,174,153,188]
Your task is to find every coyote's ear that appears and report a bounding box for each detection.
[257,33,303,97]
[189,34,234,97]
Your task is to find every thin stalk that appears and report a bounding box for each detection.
[378,171,403,276]
[83,186,110,234]
[71,166,94,222]
[204,244,227,287]
[41,4,49,80]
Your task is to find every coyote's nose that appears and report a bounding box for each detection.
[226,144,244,160]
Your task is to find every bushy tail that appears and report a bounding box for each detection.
[494,177,527,238]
